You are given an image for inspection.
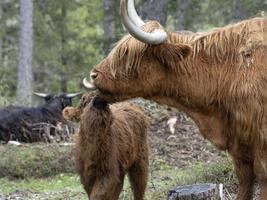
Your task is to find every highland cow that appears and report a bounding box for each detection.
[82,0,267,199]
[65,94,150,200]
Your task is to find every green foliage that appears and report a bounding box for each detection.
[33,0,104,92]
[0,0,266,100]
[0,79,13,106]
[1,0,105,97]
[167,0,267,31]
[0,0,19,101]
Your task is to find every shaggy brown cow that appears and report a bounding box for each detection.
[83,0,267,199]
[64,94,149,200]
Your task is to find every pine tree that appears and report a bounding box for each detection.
[16,0,33,105]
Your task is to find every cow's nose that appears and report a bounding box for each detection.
[90,72,98,80]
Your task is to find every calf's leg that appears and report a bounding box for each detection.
[89,177,123,200]
[111,174,125,200]
[128,159,149,200]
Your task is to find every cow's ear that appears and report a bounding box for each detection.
[150,43,192,72]
[44,95,53,102]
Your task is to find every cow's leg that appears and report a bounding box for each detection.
[234,159,255,200]
[259,181,267,200]
[128,159,149,200]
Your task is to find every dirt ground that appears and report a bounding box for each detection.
[132,99,226,168]
[148,111,225,168]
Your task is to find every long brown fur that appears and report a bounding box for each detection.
[63,93,96,122]
[90,17,267,199]
[63,93,150,200]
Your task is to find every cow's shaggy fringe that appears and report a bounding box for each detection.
[109,21,163,76]
[110,18,266,75]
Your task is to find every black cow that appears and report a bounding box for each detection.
[0,106,23,118]
[0,93,54,118]
[0,92,81,143]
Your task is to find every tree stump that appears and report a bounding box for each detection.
[167,183,222,200]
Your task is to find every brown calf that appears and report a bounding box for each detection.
[64,94,149,200]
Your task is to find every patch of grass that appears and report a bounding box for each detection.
[144,157,236,199]
[0,143,236,199]
[0,174,81,194]
[0,144,74,179]
[0,174,87,200]
[0,157,236,200]
[192,159,237,187]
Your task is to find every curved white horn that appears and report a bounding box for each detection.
[127,0,145,27]
[66,92,82,98]
[120,0,167,45]
[83,78,96,90]
[33,92,49,98]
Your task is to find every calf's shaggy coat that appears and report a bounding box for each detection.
[63,92,96,122]
[64,94,149,200]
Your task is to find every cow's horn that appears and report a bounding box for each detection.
[83,78,96,90]
[66,92,82,98]
[120,0,167,45]
[127,0,145,27]
[33,92,49,98]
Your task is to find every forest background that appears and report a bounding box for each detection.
[0,0,266,106]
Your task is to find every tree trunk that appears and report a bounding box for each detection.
[60,0,67,93]
[103,0,117,55]
[16,0,33,106]
[141,0,168,26]
[233,0,247,20]
[175,0,191,30]
[0,2,2,61]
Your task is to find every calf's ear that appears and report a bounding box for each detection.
[92,96,108,110]
[149,43,192,73]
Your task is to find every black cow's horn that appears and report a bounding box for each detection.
[33,92,49,98]
[66,92,82,98]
